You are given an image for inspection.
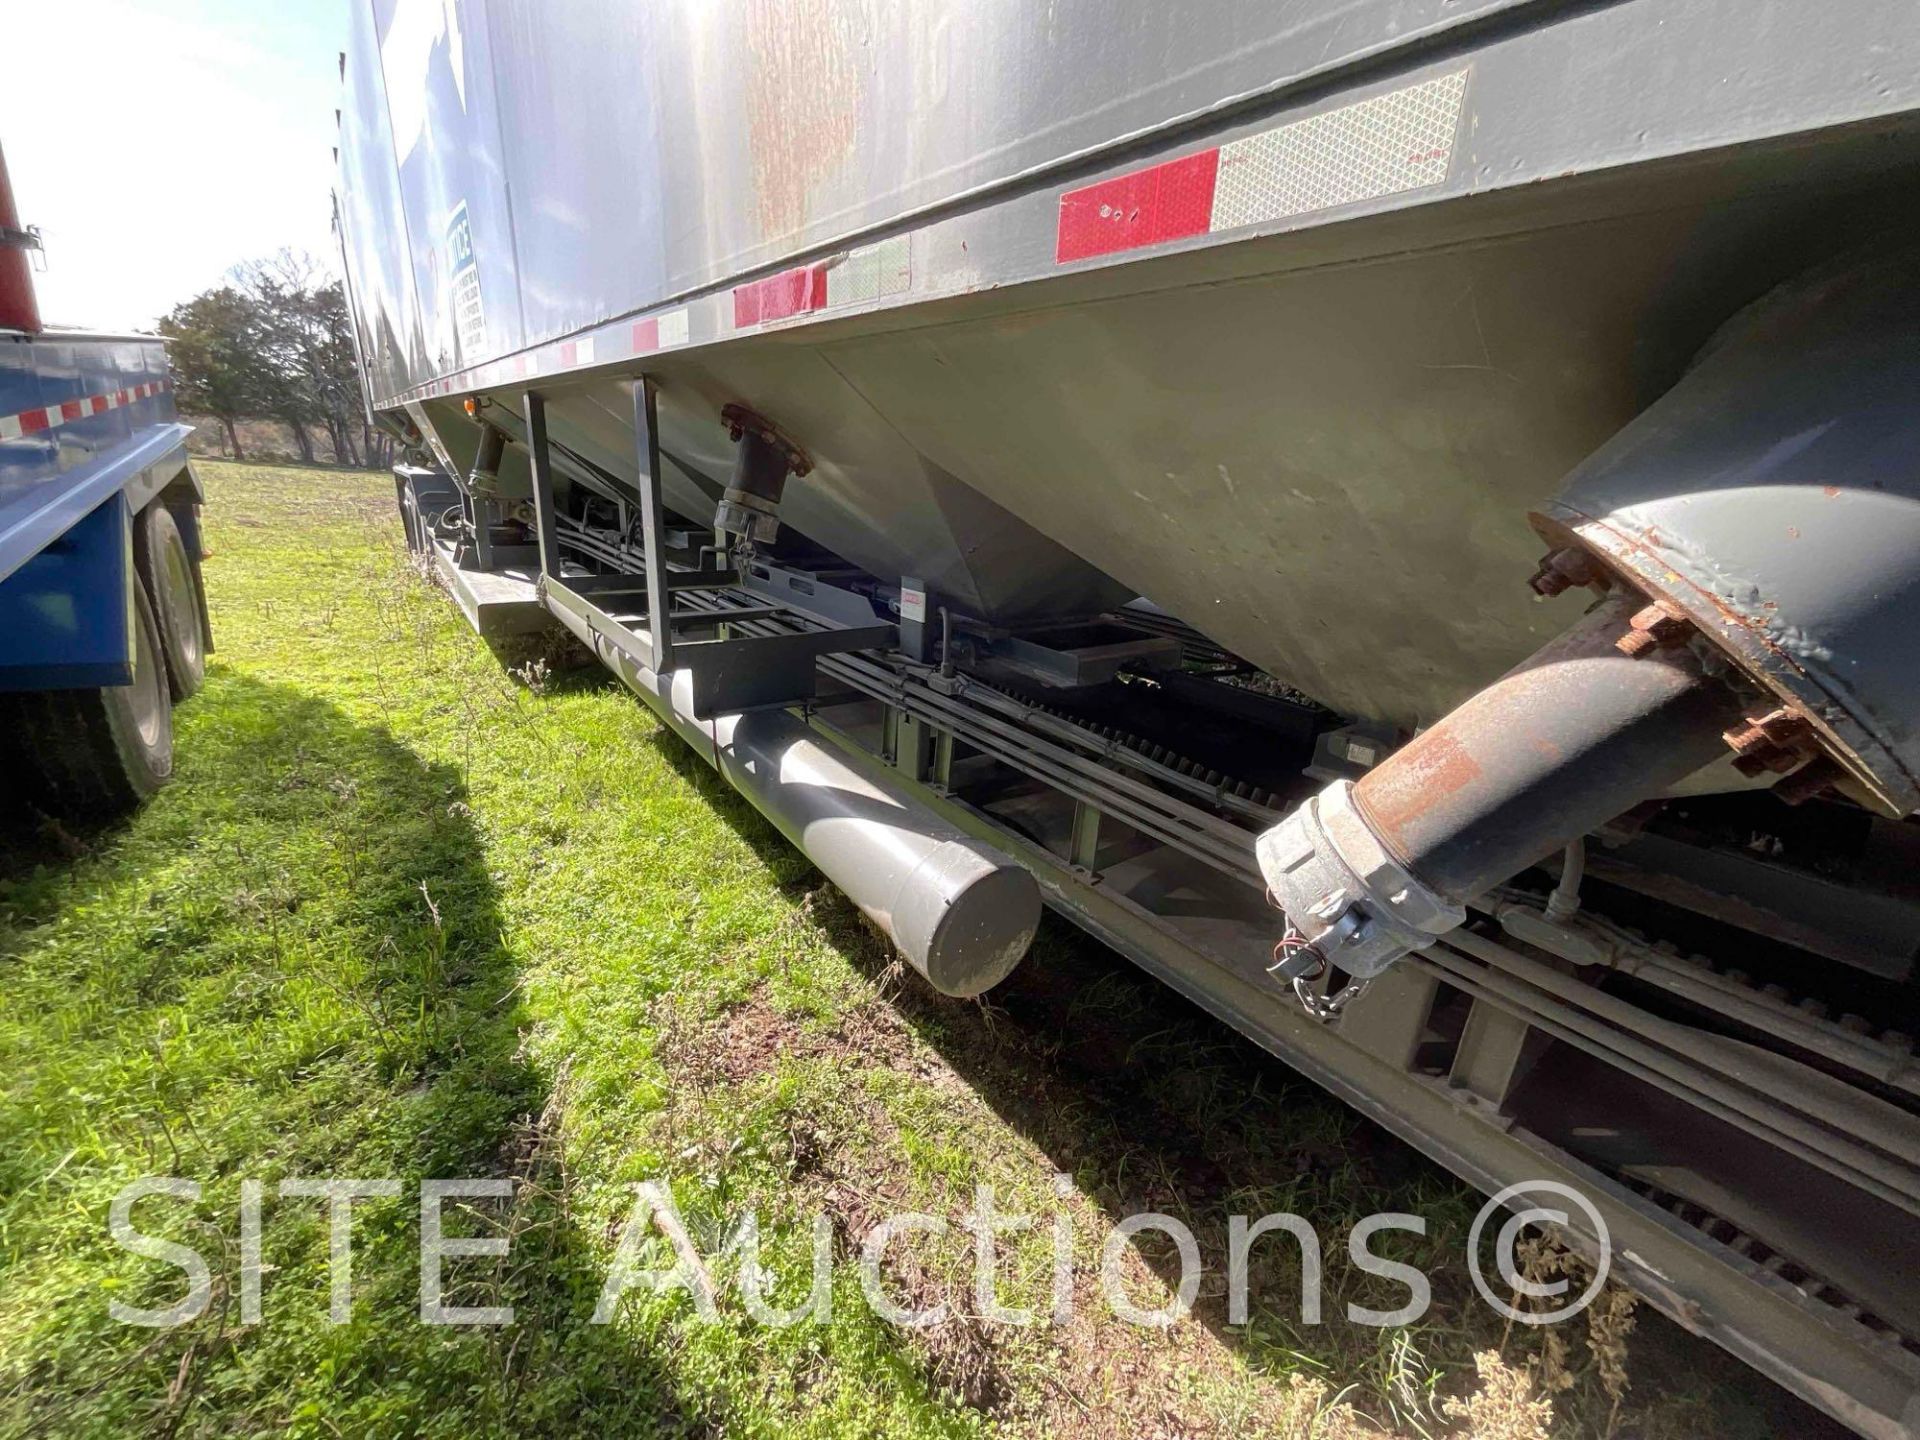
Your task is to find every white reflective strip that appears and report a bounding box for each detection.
[0,413,21,440]
[825,235,911,308]
[657,307,689,348]
[1209,70,1468,233]
[576,336,595,365]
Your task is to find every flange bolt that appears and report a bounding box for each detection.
[1615,602,1690,658]
[1723,708,1817,776]
[1527,546,1601,598]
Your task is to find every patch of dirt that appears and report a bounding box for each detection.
[655,987,932,1092]
[657,995,807,1088]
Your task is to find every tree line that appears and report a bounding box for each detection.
[159,252,393,469]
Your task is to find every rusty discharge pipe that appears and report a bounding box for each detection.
[1256,595,1748,980]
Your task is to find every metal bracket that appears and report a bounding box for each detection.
[542,573,891,718]
[1069,799,1104,875]
[522,390,562,578]
[634,376,675,673]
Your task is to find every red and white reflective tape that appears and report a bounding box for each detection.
[0,378,172,442]
[1056,70,1468,263]
[417,304,695,400]
[387,70,1464,402]
[731,235,912,333]
[733,263,827,327]
[632,306,690,355]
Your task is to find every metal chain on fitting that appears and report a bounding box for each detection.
[1266,911,1372,1024]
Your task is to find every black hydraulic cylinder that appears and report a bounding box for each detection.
[469,420,507,490]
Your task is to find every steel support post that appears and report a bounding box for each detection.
[522,390,562,578]
[1450,999,1546,1110]
[1070,799,1103,872]
[632,376,674,672]
[470,494,494,570]
[896,710,935,781]
[932,729,955,792]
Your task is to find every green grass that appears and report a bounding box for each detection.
[0,460,1831,1438]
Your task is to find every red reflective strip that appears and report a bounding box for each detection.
[1055,148,1221,263]
[17,407,49,434]
[60,399,83,421]
[631,316,659,353]
[89,395,108,414]
[558,341,577,367]
[732,264,827,328]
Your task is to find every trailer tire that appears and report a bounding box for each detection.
[397,470,460,555]
[4,581,174,816]
[397,474,424,551]
[134,501,207,701]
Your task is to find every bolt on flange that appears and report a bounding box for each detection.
[1723,707,1819,776]
[1526,545,1605,599]
[1615,600,1691,658]
[720,402,812,477]
[1773,754,1846,806]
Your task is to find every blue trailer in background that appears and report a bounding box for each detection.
[0,141,209,816]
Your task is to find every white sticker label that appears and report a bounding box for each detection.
[900,585,927,623]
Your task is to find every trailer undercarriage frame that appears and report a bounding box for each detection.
[389,379,1920,1440]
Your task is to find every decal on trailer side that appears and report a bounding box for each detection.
[445,201,487,361]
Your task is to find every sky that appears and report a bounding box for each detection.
[0,0,346,332]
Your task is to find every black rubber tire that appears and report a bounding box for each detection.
[3,581,174,816]
[397,473,424,551]
[399,472,460,554]
[134,502,207,701]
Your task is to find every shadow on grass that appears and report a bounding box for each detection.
[0,674,710,1437]
[0,651,1839,1436]
[630,710,1845,1440]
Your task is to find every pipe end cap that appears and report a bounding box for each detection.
[894,842,1040,998]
